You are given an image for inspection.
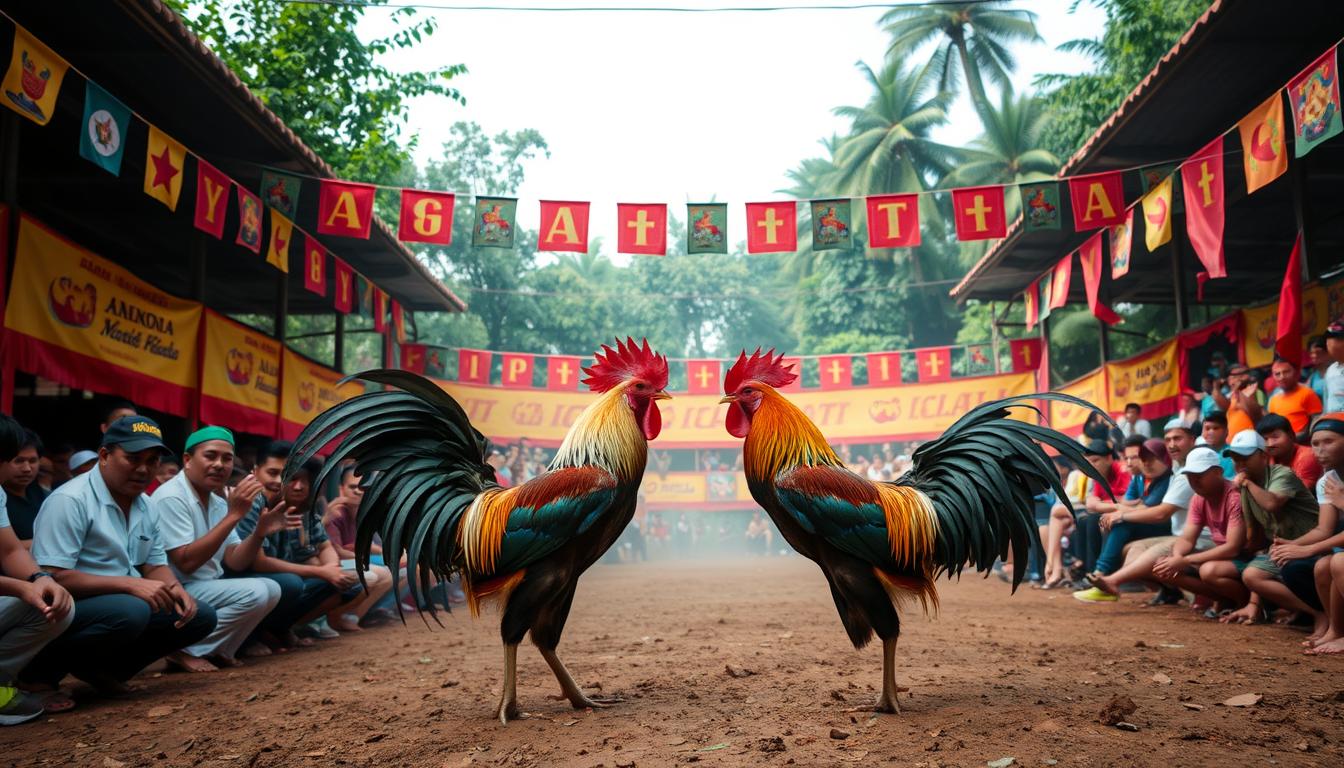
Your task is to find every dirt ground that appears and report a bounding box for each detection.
[3,557,1343,768]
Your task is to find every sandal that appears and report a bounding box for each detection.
[26,688,76,714]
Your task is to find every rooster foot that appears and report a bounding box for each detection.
[844,688,906,715]
[497,698,522,724]
[549,692,623,710]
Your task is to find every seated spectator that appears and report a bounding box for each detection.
[1083,448,1250,609]
[322,467,394,629]
[1221,429,1324,625]
[1306,337,1330,403]
[1116,402,1151,439]
[230,442,360,647]
[0,414,75,724]
[1217,364,1265,438]
[68,450,97,478]
[1323,320,1344,411]
[154,459,181,488]
[1073,440,1132,579]
[1035,456,1075,588]
[99,400,137,435]
[486,449,511,488]
[151,427,289,670]
[1258,413,1322,489]
[1,430,49,545]
[1177,392,1202,431]
[1303,415,1344,655]
[1200,411,1236,479]
[1267,358,1322,435]
[23,416,216,696]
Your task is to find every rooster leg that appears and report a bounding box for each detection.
[876,636,903,714]
[496,643,521,724]
[540,648,621,710]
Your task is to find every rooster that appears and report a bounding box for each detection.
[287,338,670,723]
[719,349,1105,713]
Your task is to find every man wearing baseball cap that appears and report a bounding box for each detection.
[1300,415,1344,654]
[22,416,217,695]
[1221,428,1323,625]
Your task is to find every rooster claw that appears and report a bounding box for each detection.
[557,693,622,710]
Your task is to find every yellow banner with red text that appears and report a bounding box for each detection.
[280,347,363,438]
[201,311,281,434]
[1049,369,1108,435]
[1105,339,1179,414]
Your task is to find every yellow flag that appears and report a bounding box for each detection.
[1237,93,1288,194]
[143,126,186,211]
[266,208,292,273]
[1,25,69,126]
[1141,175,1173,252]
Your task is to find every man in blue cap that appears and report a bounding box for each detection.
[22,415,217,695]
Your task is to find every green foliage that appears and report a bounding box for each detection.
[1035,0,1208,161]
[166,0,466,183]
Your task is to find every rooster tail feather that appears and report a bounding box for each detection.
[285,369,496,617]
[898,393,1112,590]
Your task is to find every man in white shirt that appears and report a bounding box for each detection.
[1116,403,1152,440]
[1323,321,1344,412]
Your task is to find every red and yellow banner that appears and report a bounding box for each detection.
[279,347,362,439]
[201,311,280,435]
[3,214,201,416]
[641,471,754,510]
[1049,369,1108,435]
[1104,339,1179,415]
[433,371,1036,448]
[1242,283,1328,368]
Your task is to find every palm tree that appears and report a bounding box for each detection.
[939,89,1060,220]
[880,1,1041,120]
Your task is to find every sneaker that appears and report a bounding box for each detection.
[0,687,44,726]
[309,617,341,640]
[1072,587,1119,603]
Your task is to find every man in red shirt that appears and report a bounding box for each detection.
[1258,413,1323,489]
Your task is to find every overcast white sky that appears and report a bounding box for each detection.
[365,0,1106,260]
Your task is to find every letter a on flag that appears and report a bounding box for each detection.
[318,179,375,239]
[951,186,1006,240]
[1068,171,1125,230]
[143,125,186,211]
[193,159,232,239]
[745,202,797,253]
[617,203,667,256]
[399,189,455,245]
[539,200,590,253]
[266,208,293,273]
[865,194,920,248]
[1237,93,1288,194]
[1180,136,1226,279]
[1141,175,1173,252]
[1,25,69,125]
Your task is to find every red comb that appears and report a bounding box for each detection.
[582,337,669,393]
[724,348,797,392]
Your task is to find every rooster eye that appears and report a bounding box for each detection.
[634,382,646,390]
[741,387,754,395]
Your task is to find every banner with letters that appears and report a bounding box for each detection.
[279,347,363,440]
[201,311,281,435]
[1104,339,1180,417]
[1049,369,1109,436]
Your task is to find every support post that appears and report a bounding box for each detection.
[1170,237,1189,331]
[1,113,20,414]
[989,300,1001,373]
[188,234,207,429]
[333,312,345,373]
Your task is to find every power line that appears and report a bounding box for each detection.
[274,0,1001,12]
[457,276,962,300]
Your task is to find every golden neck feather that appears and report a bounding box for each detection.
[743,388,841,482]
[551,384,648,481]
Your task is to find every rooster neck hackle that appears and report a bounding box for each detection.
[743,388,842,482]
[551,384,647,482]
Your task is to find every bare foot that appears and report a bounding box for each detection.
[208,655,245,668]
[327,614,363,633]
[1305,637,1344,656]
[241,642,273,658]
[76,673,141,697]
[1220,605,1259,625]
[166,652,218,673]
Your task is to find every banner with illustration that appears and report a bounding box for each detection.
[201,311,281,435]
[1104,339,1180,416]
[279,347,363,440]
[641,471,755,511]
[2,214,201,415]
[1049,369,1109,435]
[1241,283,1330,368]
[433,372,1037,448]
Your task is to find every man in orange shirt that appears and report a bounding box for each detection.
[1215,364,1264,438]
[1268,358,1323,436]
[1257,413,1323,489]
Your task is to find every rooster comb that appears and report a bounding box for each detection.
[724,348,797,393]
[582,337,669,393]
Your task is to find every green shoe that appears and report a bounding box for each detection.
[0,686,44,726]
[1072,587,1119,603]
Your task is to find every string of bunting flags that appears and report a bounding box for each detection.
[398,338,1046,392]
[1021,41,1341,331]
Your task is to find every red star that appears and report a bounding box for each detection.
[150,145,179,190]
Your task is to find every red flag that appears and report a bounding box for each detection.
[951,186,1006,240]
[500,353,535,388]
[916,348,951,383]
[193,159,230,239]
[865,352,902,387]
[865,194,920,248]
[745,201,797,253]
[547,356,583,391]
[686,359,721,395]
[1276,233,1304,363]
[332,259,354,314]
[400,343,427,375]
[235,185,263,254]
[616,203,667,255]
[539,200,590,253]
[817,355,853,389]
[1009,339,1042,372]
[1079,232,1122,324]
[1048,253,1072,311]
[317,179,375,239]
[1068,171,1126,230]
[457,349,491,385]
[398,189,455,245]
[303,235,327,297]
[1024,278,1041,331]
[1180,136,1226,278]
[391,299,407,344]
[372,289,387,333]
[778,356,803,391]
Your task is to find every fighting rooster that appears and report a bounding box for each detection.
[288,338,670,723]
[719,349,1105,713]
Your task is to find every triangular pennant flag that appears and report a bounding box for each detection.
[1141,175,1173,252]
[265,208,293,273]
[539,200,590,253]
[1287,46,1343,158]
[1277,233,1304,363]
[143,126,186,211]
[332,259,354,314]
[1079,232,1122,325]
[1109,208,1134,279]
[1048,253,1072,311]
[745,202,797,253]
[1,25,69,125]
[79,81,130,176]
[1238,93,1288,194]
[617,203,667,255]
[1180,136,1226,279]
[399,189,455,245]
[392,299,408,344]
[1068,171,1126,230]
[303,235,326,297]
[236,185,263,254]
[260,170,303,219]
[317,179,375,239]
[1010,339,1042,372]
[373,289,387,333]
[865,194,920,248]
[687,203,728,254]
[1024,278,1041,331]
[193,159,231,239]
[951,186,1006,240]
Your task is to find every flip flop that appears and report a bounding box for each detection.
[28,688,76,714]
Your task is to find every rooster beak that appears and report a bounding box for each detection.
[652,390,672,401]
[718,395,737,405]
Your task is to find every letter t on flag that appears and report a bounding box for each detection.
[1009,339,1042,372]
[866,352,901,387]
[745,202,797,253]
[398,189,455,245]
[865,194,920,248]
[686,360,721,395]
[1277,233,1304,364]
[1180,135,1226,279]
[617,203,668,255]
[547,356,582,391]
[951,186,1006,240]
[916,348,951,383]
[817,355,852,390]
